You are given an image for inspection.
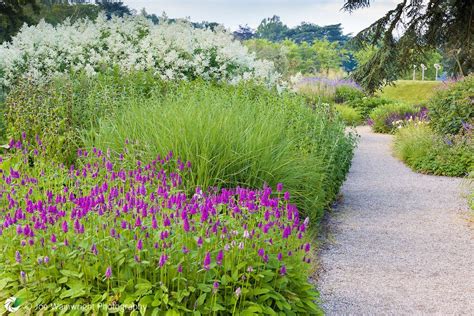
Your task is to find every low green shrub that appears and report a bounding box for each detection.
[428,75,474,135]
[5,71,169,164]
[334,85,365,103]
[393,124,474,177]
[346,96,394,118]
[334,104,363,126]
[85,80,356,223]
[369,103,420,133]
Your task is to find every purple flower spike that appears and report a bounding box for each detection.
[304,243,311,252]
[279,265,287,276]
[91,244,98,256]
[137,239,143,251]
[105,266,112,279]
[159,254,168,267]
[61,221,68,233]
[15,251,22,263]
[276,183,283,192]
[203,251,211,270]
[216,250,224,266]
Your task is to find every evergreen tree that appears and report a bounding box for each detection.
[344,0,473,91]
[0,0,39,42]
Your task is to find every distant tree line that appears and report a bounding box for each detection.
[234,15,350,44]
[234,15,356,76]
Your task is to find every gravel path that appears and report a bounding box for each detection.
[317,126,474,315]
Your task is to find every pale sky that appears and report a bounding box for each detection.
[123,0,400,35]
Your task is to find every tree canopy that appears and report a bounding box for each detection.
[345,0,473,92]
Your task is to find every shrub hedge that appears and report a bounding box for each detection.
[334,85,365,104]
[369,103,421,133]
[428,75,474,135]
[393,124,473,177]
[346,96,394,119]
[5,72,168,164]
[334,104,363,126]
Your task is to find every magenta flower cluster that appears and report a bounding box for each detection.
[0,139,313,310]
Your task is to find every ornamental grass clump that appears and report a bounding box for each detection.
[0,140,321,314]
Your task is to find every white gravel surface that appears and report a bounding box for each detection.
[317,126,474,315]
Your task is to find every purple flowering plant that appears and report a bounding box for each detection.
[0,139,320,314]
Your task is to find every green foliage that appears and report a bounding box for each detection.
[245,39,290,76]
[85,80,356,223]
[1,2,100,43]
[311,39,347,74]
[5,71,167,164]
[255,15,289,42]
[428,75,474,135]
[378,80,442,105]
[334,104,363,126]
[394,123,474,177]
[27,3,100,26]
[253,15,349,45]
[353,45,377,67]
[369,103,419,133]
[335,85,365,103]
[0,0,39,42]
[346,96,394,118]
[246,38,348,77]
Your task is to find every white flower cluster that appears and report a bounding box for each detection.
[0,15,278,88]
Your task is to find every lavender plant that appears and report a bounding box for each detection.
[0,139,321,314]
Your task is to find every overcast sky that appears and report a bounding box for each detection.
[123,0,400,35]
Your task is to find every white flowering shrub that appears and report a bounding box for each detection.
[0,15,278,88]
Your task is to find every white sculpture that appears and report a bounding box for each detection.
[434,63,441,80]
[420,64,427,81]
[413,65,417,80]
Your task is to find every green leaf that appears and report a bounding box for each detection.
[196,293,206,306]
[252,288,270,295]
[60,269,83,279]
[0,278,12,290]
[139,295,154,306]
[211,303,226,311]
[197,284,211,293]
[58,277,68,284]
